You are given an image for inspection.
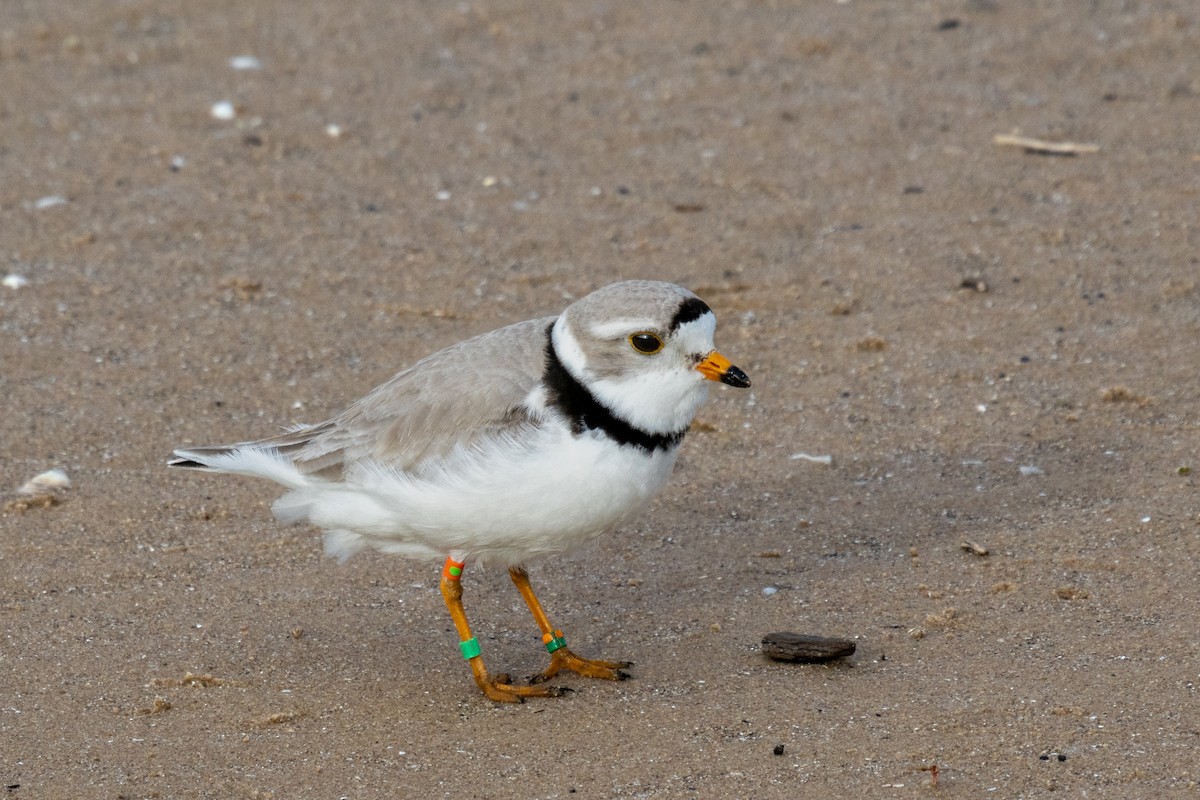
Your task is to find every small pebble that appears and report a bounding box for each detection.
[1019,465,1044,476]
[34,195,68,210]
[211,100,236,120]
[229,55,262,70]
[325,123,343,138]
[773,744,786,756]
[3,274,29,290]
[762,632,856,663]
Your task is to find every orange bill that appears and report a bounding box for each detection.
[695,351,751,388]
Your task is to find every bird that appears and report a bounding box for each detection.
[169,280,750,702]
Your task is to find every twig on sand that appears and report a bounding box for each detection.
[993,133,1099,156]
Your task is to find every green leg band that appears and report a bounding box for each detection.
[459,637,481,660]
[544,633,567,654]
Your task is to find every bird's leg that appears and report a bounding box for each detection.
[508,566,632,684]
[439,557,564,702]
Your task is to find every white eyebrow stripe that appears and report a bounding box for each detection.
[588,318,661,339]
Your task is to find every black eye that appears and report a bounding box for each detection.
[629,332,664,354]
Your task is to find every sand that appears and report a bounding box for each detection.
[3,1,1199,797]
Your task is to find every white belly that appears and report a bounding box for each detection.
[276,425,681,567]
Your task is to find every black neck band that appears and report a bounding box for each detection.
[542,324,686,454]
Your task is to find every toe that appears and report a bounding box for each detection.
[483,674,569,700]
[553,649,634,681]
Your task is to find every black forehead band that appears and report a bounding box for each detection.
[669,297,712,332]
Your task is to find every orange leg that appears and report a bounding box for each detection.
[509,567,632,684]
[439,558,563,703]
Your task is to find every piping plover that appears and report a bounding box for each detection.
[170,280,750,701]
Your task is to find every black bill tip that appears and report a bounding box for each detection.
[721,365,751,388]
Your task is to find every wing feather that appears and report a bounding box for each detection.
[170,317,555,480]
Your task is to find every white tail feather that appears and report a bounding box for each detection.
[172,447,312,491]
[322,530,367,562]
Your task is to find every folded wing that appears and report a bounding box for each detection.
[169,317,555,481]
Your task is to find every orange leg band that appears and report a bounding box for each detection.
[442,556,466,581]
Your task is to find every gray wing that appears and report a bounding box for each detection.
[171,316,556,478]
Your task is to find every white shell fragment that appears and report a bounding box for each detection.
[34,195,68,210]
[960,540,989,556]
[3,274,29,289]
[325,123,343,138]
[19,469,71,496]
[1019,465,1044,476]
[790,452,833,466]
[229,55,262,70]
[211,100,236,120]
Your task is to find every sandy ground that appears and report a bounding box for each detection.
[3,1,1199,797]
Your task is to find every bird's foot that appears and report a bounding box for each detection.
[530,648,632,684]
[475,671,569,703]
